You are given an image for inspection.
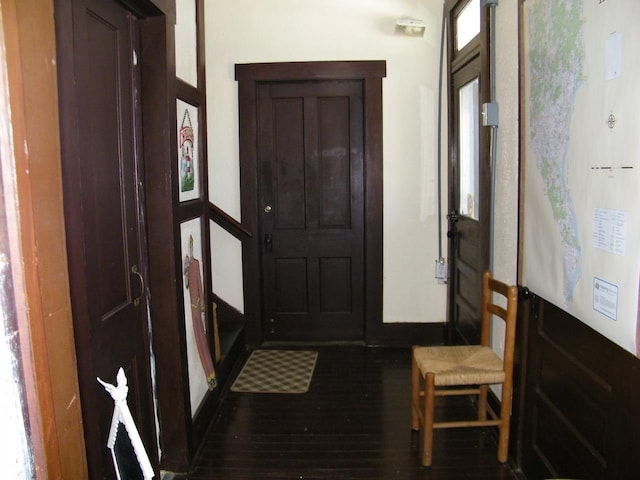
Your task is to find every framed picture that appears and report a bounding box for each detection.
[177,98,200,202]
[180,217,216,417]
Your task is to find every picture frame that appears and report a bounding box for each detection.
[177,98,200,202]
[180,217,216,416]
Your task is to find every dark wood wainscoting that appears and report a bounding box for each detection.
[520,294,640,480]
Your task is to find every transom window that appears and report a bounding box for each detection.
[455,0,480,51]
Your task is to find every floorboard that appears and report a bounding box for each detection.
[187,346,522,479]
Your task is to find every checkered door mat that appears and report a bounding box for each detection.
[231,349,318,394]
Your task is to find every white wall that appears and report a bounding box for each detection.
[490,1,520,388]
[491,4,519,286]
[205,0,448,323]
[175,0,197,87]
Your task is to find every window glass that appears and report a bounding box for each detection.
[456,0,480,51]
[458,77,479,219]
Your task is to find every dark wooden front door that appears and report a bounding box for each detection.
[58,0,157,477]
[446,0,491,345]
[257,80,365,342]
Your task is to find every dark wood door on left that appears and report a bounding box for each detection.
[257,80,365,342]
[59,0,157,478]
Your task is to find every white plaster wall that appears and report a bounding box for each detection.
[489,1,520,394]
[175,0,198,86]
[210,221,244,313]
[205,0,448,323]
[491,0,519,285]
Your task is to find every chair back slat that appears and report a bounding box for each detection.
[480,271,518,350]
[487,277,510,297]
[486,304,508,321]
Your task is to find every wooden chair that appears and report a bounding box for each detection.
[411,270,518,466]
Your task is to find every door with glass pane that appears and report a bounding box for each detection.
[446,0,490,345]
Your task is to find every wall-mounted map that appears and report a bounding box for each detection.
[522,0,640,354]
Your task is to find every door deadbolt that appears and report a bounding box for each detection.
[264,234,273,252]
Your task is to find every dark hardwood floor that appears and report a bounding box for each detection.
[187,346,523,479]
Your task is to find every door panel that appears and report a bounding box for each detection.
[450,58,485,345]
[447,0,490,346]
[60,0,156,477]
[258,80,365,342]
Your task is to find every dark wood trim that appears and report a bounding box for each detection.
[196,0,205,90]
[236,61,386,347]
[479,0,492,276]
[362,76,385,345]
[235,61,386,82]
[118,0,175,21]
[444,1,457,344]
[520,294,640,479]
[139,14,192,472]
[510,286,532,468]
[237,77,262,345]
[209,203,252,240]
[177,78,203,105]
[516,0,525,287]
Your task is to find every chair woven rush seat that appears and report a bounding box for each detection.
[413,345,505,386]
[411,271,518,466]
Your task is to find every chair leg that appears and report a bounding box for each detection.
[497,383,513,463]
[411,349,420,430]
[478,384,488,421]
[421,372,435,466]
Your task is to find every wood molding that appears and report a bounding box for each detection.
[139,14,193,471]
[3,0,87,477]
[235,60,386,82]
[209,203,252,240]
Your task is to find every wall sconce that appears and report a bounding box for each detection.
[395,17,426,37]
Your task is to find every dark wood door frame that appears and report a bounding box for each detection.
[235,61,386,346]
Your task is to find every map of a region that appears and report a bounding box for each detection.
[527,0,584,301]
